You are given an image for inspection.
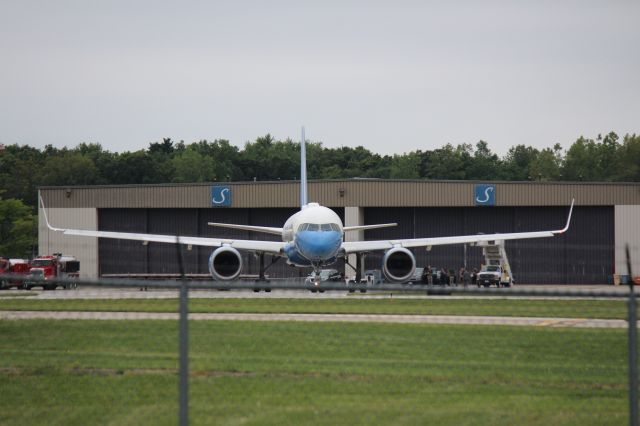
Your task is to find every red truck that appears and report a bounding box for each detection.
[24,254,80,290]
[0,258,31,289]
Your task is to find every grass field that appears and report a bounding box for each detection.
[0,318,630,425]
[0,297,628,319]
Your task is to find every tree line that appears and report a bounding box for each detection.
[1,131,638,257]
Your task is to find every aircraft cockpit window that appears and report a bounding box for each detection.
[300,223,339,232]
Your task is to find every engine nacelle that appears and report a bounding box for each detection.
[382,247,416,283]
[208,246,243,281]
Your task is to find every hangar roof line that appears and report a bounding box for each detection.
[39,180,640,209]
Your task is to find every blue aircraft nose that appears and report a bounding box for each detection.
[295,230,342,261]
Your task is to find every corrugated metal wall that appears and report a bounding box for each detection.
[147,209,200,274]
[41,180,640,209]
[363,206,614,284]
[615,205,640,275]
[99,209,149,275]
[38,207,99,278]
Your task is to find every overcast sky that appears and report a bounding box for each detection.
[1,0,638,155]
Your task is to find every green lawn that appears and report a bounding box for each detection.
[0,297,628,319]
[0,319,629,425]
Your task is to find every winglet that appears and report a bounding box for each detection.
[553,198,574,234]
[39,194,64,232]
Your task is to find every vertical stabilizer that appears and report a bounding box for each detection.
[300,126,308,207]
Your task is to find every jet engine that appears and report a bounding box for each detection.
[382,247,416,283]
[208,246,243,281]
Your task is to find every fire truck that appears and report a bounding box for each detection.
[24,254,80,290]
[0,258,30,289]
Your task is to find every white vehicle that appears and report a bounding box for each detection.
[362,269,384,285]
[305,269,343,284]
[477,264,513,288]
[305,269,343,293]
[41,128,574,288]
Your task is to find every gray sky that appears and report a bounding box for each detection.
[1,0,638,155]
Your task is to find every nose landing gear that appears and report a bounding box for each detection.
[309,264,325,293]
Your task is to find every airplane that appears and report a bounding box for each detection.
[41,127,574,287]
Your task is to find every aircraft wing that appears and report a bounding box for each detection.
[55,228,286,254]
[342,200,574,254]
[208,222,283,236]
[40,198,285,254]
[343,223,397,232]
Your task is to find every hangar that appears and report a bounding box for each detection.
[38,180,640,284]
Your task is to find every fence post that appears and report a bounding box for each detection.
[627,244,638,426]
[176,238,189,426]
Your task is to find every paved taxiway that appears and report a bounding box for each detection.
[1,285,631,329]
[0,284,630,300]
[0,310,630,328]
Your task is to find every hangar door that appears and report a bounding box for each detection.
[363,206,613,284]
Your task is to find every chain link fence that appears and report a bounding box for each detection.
[0,252,638,425]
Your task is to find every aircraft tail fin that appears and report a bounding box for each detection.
[300,126,308,208]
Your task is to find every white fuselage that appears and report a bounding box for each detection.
[281,203,344,266]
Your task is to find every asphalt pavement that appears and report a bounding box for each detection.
[0,310,630,328]
[1,284,633,329]
[0,284,631,300]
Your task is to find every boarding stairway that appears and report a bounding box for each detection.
[479,241,514,286]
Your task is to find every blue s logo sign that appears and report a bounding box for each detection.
[211,186,232,206]
[475,184,496,206]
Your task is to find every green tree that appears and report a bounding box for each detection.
[0,144,47,207]
[389,152,421,179]
[502,145,540,181]
[145,139,177,183]
[189,139,240,181]
[561,133,626,181]
[324,145,383,178]
[148,138,175,155]
[72,142,116,184]
[305,141,327,179]
[0,196,36,258]
[529,144,563,181]
[597,132,622,181]
[422,144,470,180]
[104,150,171,184]
[562,137,595,180]
[238,135,274,181]
[172,148,217,183]
[465,141,502,180]
[37,152,100,186]
[617,134,640,181]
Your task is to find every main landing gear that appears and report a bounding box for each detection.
[346,253,367,293]
[253,252,280,292]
